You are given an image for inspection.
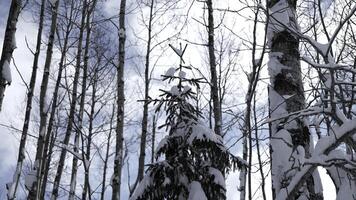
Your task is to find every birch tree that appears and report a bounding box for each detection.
[51,1,87,199]
[27,1,60,199]
[112,0,127,199]
[0,0,22,111]
[238,1,268,199]
[39,1,77,198]
[68,1,97,199]
[7,1,46,198]
[271,0,356,199]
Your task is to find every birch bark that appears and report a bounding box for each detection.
[0,0,22,110]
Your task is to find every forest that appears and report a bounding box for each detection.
[0,0,355,199]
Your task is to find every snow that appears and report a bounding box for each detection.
[270,129,293,192]
[336,182,356,200]
[179,174,189,187]
[188,181,207,200]
[130,175,153,200]
[179,71,186,78]
[326,160,356,200]
[49,0,58,6]
[25,168,37,190]
[170,86,180,96]
[155,135,168,154]
[276,116,356,200]
[268,52,286,84]
[268,86,287,132]
[183,85,191,93]
[11,33,17,49]
[2,59,12,83]
[313,118,356,156]
[165,67,176,77]
[208,167,225,188]
[306,36,329,56]
[292,145,305,167]
[267,0,297,43]
[7,163,22,199]
[39,128,46,136]
[171,46,183,57]
[282,94,294,100]
[188,122,224,147]
[119,28,125,38]
[162,177,171,186]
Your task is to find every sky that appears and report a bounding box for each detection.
[0,0,338,199]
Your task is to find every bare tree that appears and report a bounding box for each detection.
[206,0,222,138]
[267,0,323,199]
[134,0,155,190]
[28,1,60,199]
[51,1,87,199]
[112,0,127,199]
[39,1,77,198]
[68,1,97,199]
[238,1,268,199]
[7,1,46,198]
[0,0,22,111]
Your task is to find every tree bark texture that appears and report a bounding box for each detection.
[267,0,323,199]
[112,0,126,199]
[0,0,22,111]
[7,0,45,198]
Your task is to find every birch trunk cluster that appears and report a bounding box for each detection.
[1,0,356,199]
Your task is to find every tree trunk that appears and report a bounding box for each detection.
[101,104,115,200]
[136,0,154,189]
[28,1,60,199]
[39,5,74,198]
[0,0,22,111]
[81,4,97,199]
[206,0,222,137]
[51,1,87,199]
[68,1,96,198]
[7,1,46,198]
[111,0,126,199]
[81,69,96,200]
[151,114,156,163]
[238,137,248,200]
[267,0,322,199]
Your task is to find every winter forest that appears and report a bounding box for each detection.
[0,0,356,199]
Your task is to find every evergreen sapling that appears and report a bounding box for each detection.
[131,44,246,200]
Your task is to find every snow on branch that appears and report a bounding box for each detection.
[276,117,356,200]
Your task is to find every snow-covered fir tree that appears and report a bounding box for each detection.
[130,44,245,200]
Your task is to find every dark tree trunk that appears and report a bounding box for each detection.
[133,0,154,194]
[206,0,222,137]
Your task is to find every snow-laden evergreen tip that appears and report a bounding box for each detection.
[130,44,245,200]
